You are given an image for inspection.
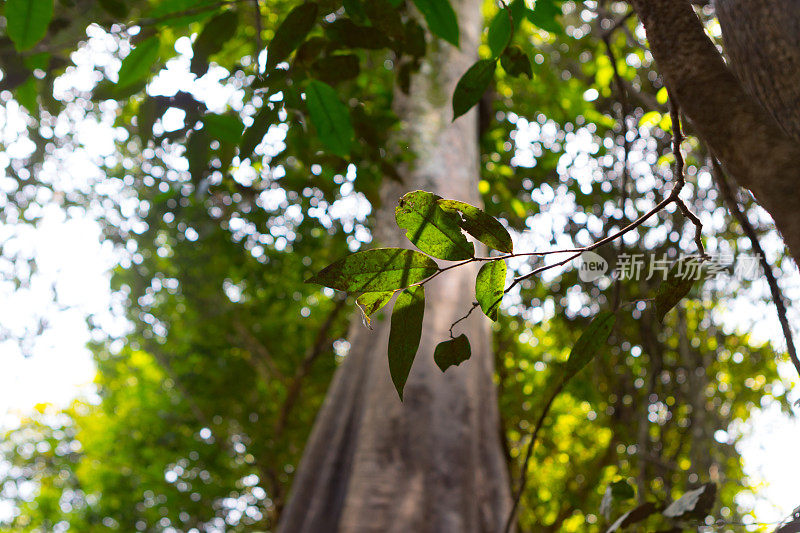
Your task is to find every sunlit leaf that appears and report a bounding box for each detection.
[438,199,513,253]
[434,334,471,371]
[452,59,496,120]
[266,2,318,70]
[395,191,474,260]
[305,80,355,157]
[5,0,54,51]
[389,285,425,399]
[412,0,459,46]
[116,37,160,89]
[306,248,439,293]
[563,310,615,379]
[475,260,506,321]
[356,291,394,328]
[526,0,563,34]
[662,483,716,519]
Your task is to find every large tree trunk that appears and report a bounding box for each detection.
[277,1,512,531]
[628,0,800,265]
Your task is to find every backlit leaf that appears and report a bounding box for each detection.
[202,113,244,144]
[654,257,701,322]
[389,285,425,399]
[564,311,615,379]
[395,191,474,260]
[412,0,459,46]
[475,260,506,321]
[266,3,318,70]
[306,248,439,293]
[239,105,278,160]
[434,334,471,371]
[305,80,355,157]
[452,59,496,120]
[438,199,513,253]
[527,0,563,34]
[5,0,54,51]
[356,291,394,328]
[117,37,160,88]
[500,45,532,79]
[190,10,238,77]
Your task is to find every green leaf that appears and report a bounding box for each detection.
[395,191,474,261]
[654,257,701,322]
[98,0,129,18]
[500,45,532,79]
[306,248,439,293]
[389,285,425,400]
[606,502,660,533]
[364,0,404,42]
[117,37,160,89]
[662,483,716,520]
[412,0,459,46]
[310,54,360,85]
[438,199,513,253]
[325,18,392,50]
[186,129,210,184]
[404,20,427,58]
[475,260,506,321]
[190,10,239,77]
[356,291,395,328]
[527,0,563,34]
[563,310,615,379]
[342,0,368,24]
[202,113,244,144]
[266,2,318,70]
[5,0,54,51]
[239,105,278,160]
[305,80,355,157]
[452,59,496,121]
[610,480,636,500]
[14,76,38,113]
[147,0,218,26]
[488,8,513,58]
[137,97,158,145]
[434,334,471,371]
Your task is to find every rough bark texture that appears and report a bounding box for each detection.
[629,0,800,265]
[277,1,512,531]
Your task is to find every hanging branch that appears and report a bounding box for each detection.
[711,158,800,378]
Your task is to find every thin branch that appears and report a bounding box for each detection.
[503,379,566,533]
[275,297,348,435]
[711,158,800,378]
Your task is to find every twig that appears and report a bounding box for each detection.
[503,379,566,533]
[711,158,800,378]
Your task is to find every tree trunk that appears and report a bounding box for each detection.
[628,0,800,265]
[277,1,512,531]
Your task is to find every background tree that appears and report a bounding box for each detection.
[0,0,797,532]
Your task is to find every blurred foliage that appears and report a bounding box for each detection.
[0,0,794,531]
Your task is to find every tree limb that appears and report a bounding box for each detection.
[628,0,800,264]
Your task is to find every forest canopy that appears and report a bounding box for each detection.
[1,0,799,532]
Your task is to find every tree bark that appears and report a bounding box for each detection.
[277,1,512,531]
[628,0,800,265]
